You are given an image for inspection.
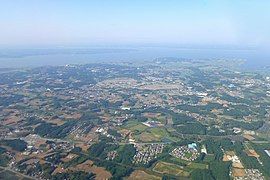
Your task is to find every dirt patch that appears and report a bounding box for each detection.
[222,154,230,161]
[243,134,255,141]
[72,133,98,143]
[61,153,78,163]
[232,162,244,169]
[225,151,235,156]
[89,165,112,180]
[139,132,159,142]
[52,166,67,175]
[3,114,22,125]
[64,113,82,120]
[73,160,94,171]
[44,118,66,126]
[22,158,39,165]
[75,143,90,152]
[139,83,182,90]
[69,160,112,180]
[245,150,260,158]
[232,168,246,177]
[143,113,161,119]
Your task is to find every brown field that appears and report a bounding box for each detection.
[53,160,112,179]
[14,152,29,162]
[97,78,138,89]
[75,143,91,152]
[222,154,230,161]
[225,151,235,156]
[29,99,42,106]
[71,132,98,143]
[232,168,246,177]
[39,159,47,165]
[40,152,57,159]
[138,83,182,90]
[243,134,255,141]
[143,112,161,118]
[99,113,111,122]
[52,166,67,175]
[3,115,22,125]
[64,112,82,119]
[138,132,159,142]
[71,160,94,171]
[44,118,66,126]
[118,129,131,138]
[128,170,161,180]
[32,139,47,149]
[223,151,241,163]
[88,165,112,180]
[232,162,244,169]
[43,92,53,97]
[72,160,112,180]
[245,149,260,158]
[61,153,78,163]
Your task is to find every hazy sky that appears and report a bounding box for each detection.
[1,0,270,48]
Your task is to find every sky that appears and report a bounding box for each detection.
[0,0,270,49]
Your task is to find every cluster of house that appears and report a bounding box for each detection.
[133,143,164,164]
[106,150,117,160]
[170,143,199,161]
[234,169,264,180]
[95,127,117,140]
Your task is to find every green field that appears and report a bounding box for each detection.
[149,127,169,137]
[123,121,148,134]
[135,127,178,142]
[203,154,215,162]
[153,161,190,177]
[165,157,208,171]
[244,142,253,150]
[184,151,193,159]
[165,156,188,165]
[187,162,208,170]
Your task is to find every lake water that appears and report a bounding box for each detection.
[0,47,269,70]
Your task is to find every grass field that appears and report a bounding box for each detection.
[155,115,167,124]
[136,127,177,142]
[153,161,190,177]
[184,151,193,159]
[203,154,215,162]
[128,170,161,180]
[187,162,208,170]
[165,156,188,165]
[124,121,148,134]
[149,127,169,138]
[244,142,253,150]
[165,157,208,170]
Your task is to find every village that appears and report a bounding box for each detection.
[0,59,269,179]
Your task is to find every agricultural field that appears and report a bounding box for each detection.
[203,154,215,162]
[124,121,148,134]
[0,59,270,179]
[153,161,190,177]
[135,127,177,142]
[187,162,209,170]
[127,170,161,180]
